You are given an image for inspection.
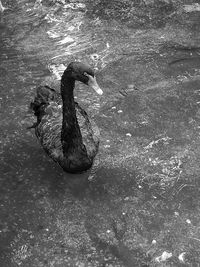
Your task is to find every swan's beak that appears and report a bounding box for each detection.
[85,73,103,95]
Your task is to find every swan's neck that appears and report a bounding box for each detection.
[61,77,85,156]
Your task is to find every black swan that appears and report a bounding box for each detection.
[30,62,103,173]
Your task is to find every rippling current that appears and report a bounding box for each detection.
[1,0,200,266]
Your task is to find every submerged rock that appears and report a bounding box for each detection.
[155,251,173,262]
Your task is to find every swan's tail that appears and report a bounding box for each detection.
[29,85,59,127]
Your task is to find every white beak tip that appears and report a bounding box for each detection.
[97,88,103,95]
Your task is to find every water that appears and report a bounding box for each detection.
[1,0,200,266]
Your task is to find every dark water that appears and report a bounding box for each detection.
[1,0,200,266]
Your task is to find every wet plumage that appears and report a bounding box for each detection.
[30,62,103,173]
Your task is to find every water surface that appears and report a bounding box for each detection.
[1,0,200,266]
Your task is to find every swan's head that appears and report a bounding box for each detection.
[64,62,103,95]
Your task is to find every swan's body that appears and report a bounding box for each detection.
[30,62,103,173]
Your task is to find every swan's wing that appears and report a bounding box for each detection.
[29,85,61,127]
[36,102,64,162]
[75,103,100,159]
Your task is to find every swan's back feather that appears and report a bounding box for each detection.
[36,102,63,161]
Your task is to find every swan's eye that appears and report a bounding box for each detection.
[83,72,90,79]
[83,72,94,80]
